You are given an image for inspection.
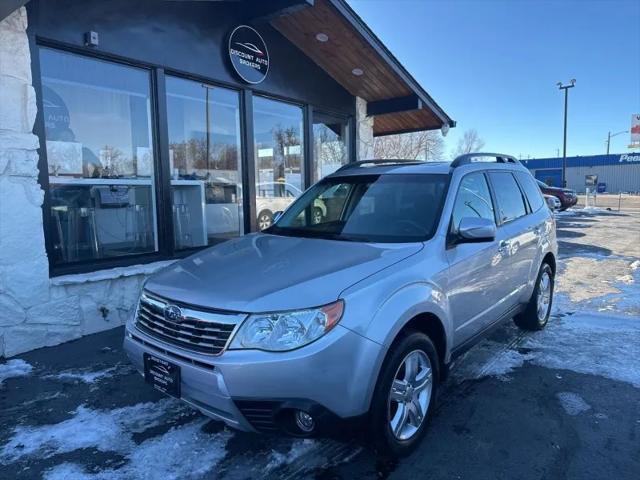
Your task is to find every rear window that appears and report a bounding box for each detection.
[515,171,545,212]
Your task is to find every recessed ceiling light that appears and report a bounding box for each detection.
[315,33,329,42]
[352,68,364,76]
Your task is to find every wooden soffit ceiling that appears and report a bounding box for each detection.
[271,0,454,136]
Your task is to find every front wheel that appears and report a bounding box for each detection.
[257,210,273,230]
[370,332,439,457]
[514,262,554,330]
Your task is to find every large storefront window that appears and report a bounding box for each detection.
[40,49,157,265]
[313,112,349,182]
[253,97,304,230]
[166,77,242,248]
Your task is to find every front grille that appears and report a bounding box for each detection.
[135,291,242,355]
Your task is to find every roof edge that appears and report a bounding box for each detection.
[328,0,455,128]
[0,0,30,22]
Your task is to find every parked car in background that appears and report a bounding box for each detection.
[544,194,561,211]
[256,182,326,230]
[536,179,577,210]
[124,154,557,456]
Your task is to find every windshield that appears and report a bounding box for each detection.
[266,174,449,243]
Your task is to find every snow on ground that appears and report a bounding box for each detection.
[0,398,191,463]
[265,439,317,472]
[42,363,134,385]
[556,392,591,416]
[0,359,33,387]
[43,420,232,480]
[457,309,640,388]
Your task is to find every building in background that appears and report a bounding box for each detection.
[0,0,453,356]
[521,153,640,193]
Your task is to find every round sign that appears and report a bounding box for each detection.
[228,25,269,84]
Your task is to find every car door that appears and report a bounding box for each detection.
[515,171,548,279]
[446,172,506,346]
[486,171,536,313]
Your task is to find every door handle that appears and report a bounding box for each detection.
[498,240,509,253]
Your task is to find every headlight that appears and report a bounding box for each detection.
[229,300,344,352]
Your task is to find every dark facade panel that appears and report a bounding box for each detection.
[26,0,354,115]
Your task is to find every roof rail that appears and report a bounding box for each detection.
[336,159,425,172]
[450,152,519,168]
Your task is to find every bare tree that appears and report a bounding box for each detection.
[374,130,444,161]
[451,129,486,159]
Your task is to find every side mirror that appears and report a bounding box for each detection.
[273,211,284,223]
[457,217,496,243]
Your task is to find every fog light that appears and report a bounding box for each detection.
[294,410,315,433]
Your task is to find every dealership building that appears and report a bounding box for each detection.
[521,153,640,193]
[0,0,454,356]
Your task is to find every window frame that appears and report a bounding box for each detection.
[514,171,545,214]
[32,41,357,276]
[486,170,530,226]
[310,109,352,183]
[163,74,245,253]
[448,171,498,237]
[35,42,173,275]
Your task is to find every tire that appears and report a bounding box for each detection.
[370,331,439,457]
[257,210,273,230]
[514,262,554,331]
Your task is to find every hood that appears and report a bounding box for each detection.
[145,233,423,312]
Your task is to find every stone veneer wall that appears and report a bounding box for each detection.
[355,97,375,160]
[0,7,171,358]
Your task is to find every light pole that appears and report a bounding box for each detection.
[557,79,576,187]
[606,130,628,155]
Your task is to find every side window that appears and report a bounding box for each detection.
[488,172,527,223]
[451,172,495,230]
[515,171,545,212]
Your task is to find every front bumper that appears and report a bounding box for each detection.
[123,320,383,433]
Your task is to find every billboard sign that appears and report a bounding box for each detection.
[585,174,598,186]
[631,114,640,146]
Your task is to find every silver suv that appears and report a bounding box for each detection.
[124,153,557,455]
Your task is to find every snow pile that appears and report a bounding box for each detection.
[44,420,231,480]
[556,392,591,416]
[0,359,33,387]
[2,397,232,479]
[453,335,532,381]
[525,314,640,387]
[266,439,317,472]
[42,364,133,385]
[555,209,578,217]
[0,399,186,462]
[460,313,640,388]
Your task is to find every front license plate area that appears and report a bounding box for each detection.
[144,353,181,398]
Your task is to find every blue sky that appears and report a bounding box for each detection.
[348,0,640,159]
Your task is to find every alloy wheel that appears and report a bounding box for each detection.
[537,270,552,321]
[388,350,433,441]
[258,214,272,230]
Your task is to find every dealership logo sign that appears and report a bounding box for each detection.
[228,25,269,84]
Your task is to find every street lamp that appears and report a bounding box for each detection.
[557,79,576,187]
[606,130,628,155]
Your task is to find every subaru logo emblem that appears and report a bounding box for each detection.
[164,305,183,323]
